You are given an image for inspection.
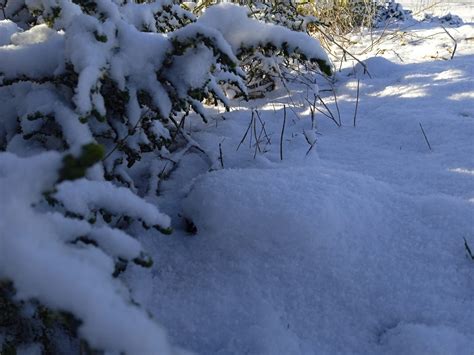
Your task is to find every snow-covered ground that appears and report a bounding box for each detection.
[123,4,474,355]
[400,0,474,21]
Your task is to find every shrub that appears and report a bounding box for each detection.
[0,0,331,352]
[197,3,332,97]
[0,147,173,353]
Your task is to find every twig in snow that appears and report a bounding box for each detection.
[305,96,317,130]
[441,25,457,60]
[353,79,360,127]
[317,95,340,127]
[255,123,267,158]
[280,105,286,161]
[314,27,372,78]
[464,238,474,260]
[253,111,261,157]
[304,131,316,156]
[255,109,271,145]
[271,103,277,114]
[419,122,432,151]
[218,140,224,168]
[237,111,254,151]
[332,87,342,126]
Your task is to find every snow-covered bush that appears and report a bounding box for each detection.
[0,1,248,191]
[197,3,332,97]
[280,0,412,33]
[239,1,330,95]
[374,0,412,27]
[0,146,175,353]
[0,0,331,352]
[248,0,322,33]
[423,13,463,27]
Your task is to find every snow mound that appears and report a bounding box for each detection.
[354,56,402,78]
[174,165,473,353]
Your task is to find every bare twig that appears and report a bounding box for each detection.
[353,79,360,127]
[305,96,317,130]
[304,131,316,156]
[253,111,261,157]
[237,111,254,151]
[317,95,340,127]
[218,140,224,168]
[280,105,286,161]
[271,102,277,114]
[254,109,271,144]
[332,87,342,126]
[419,122,432,151]
[315,27,372,78]
[441,25,457,60]
[464,237,474,260]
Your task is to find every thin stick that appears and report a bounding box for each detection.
[249,110,254,149]
[315,27,372,78]
[280,106,286,161]
[314,106,334,120]
[464,237,474,260]
[353,79,360,127]
[317,95,340,127]
[255,123,266,158]
[255,109,271,144]
[332,88,342,126]
[441,25,457,60]
[237,112,254,151]
[305,98,316,129]
[253,110,261,156]
[304,133,316,156]
[419,122,432,151]
[218,141,224,168]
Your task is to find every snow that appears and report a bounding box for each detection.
[55,179,171,229]
[1,1,474,354]
[379,322,472,354]
[0,152,177,354]
[0,20,20,46]
[198,3,330,66]
[124,5,474,355]
[166,44,216,97]
[0,25,64,79]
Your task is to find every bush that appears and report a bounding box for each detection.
[0,0,331,352]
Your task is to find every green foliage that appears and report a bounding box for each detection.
[59,143,105,182]
[156,226,173,235]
